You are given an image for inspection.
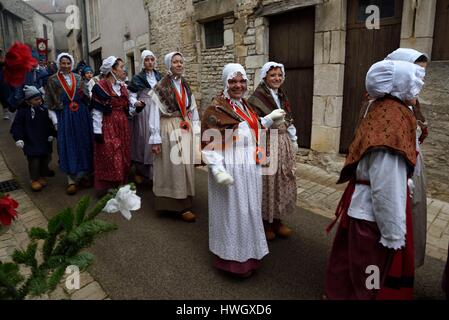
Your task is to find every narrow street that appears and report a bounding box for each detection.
[0,120,445,300]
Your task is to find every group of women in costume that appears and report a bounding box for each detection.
[42,50,298,278]
[35,46,447,296]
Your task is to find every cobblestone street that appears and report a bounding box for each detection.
[420,62,449,203]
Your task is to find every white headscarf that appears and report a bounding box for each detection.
[385,48,428,64]
[222,63,248,100]
[100,56,118,75]
[141,50,155,62]
[141,50,157,68]
[260,61,285,83]
[164,51,183,75]
[366,60,425,102]
[56,52,74,70]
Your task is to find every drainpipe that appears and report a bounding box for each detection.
[0,3,7,52]
[80,0,89,62]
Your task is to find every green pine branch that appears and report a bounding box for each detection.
[1,186,122,299]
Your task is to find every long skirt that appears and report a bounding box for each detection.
[208,123,269,274]
[152,116,195,207]
[262,128,297,222]
[56,102,93,176]
[131,88,153,179]
[94,109,131,190]
[412,150,427,268]
[325,186,414,300]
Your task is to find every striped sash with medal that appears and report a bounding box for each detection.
[227,98,266,165]
[57,72,78,112]
[173,79,192,132]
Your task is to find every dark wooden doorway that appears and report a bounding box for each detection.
[432,0,449,61]
[269,7,315,148]
[90,49,102,76]
[340,0,403,153]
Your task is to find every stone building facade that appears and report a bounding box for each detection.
[25,0,74,56]
[85,0,150,77]
[0,0,55,60]
[143,0,447,154]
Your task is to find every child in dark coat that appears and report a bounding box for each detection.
[10,85,56,191]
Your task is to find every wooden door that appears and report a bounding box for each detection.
[90,49,102,76]
[269,7,315,148]
[340,0,403,153]
[432,0,449,61]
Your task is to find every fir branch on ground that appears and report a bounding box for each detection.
[1,193,119,299]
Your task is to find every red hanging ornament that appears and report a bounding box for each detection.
[3,42,38,87]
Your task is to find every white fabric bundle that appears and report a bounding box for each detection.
[366,60,425,102]
[385,48,428,63]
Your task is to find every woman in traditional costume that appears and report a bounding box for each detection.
[128,50,162,184]
[90,56,141,196]
[45,53,93,195]
[148,52,200,223]
[248,62,298,241]
[201,63,286,277]
[325,60,425,300]
[385,48,429,269]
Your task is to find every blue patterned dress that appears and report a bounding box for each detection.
[45,72,93,176]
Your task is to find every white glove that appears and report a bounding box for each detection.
[266,109,286,122]
[408,178,415,198]
[48,136,54,142]
[48,110,58,128]
[16,140,24,149]
[214,171,234,186]
[291,140,299,153]
[193,124,201,135]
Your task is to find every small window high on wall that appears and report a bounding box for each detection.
[204,19,224,49]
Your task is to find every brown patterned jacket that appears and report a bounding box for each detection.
[338,96,417,184]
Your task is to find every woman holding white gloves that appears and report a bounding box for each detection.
[248,62,298,241]
[201,63,285,278]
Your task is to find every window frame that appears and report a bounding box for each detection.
[203,19,224,49]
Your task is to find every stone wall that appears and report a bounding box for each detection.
[32,11,56,61]
[25,0,75,53]
[143,0,442,155]
[87,0,150,77]
[1,0,41,48]
[145,0,200,96]
[400,0,437,57]
[311,0,346,153]
[193,0,268,107]
[199,16,235,107]
[0,0,55,59]
[67,29,82,63]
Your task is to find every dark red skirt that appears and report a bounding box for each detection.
[325,183,414,300]
[213,256,261,275]
[94,109,131,190]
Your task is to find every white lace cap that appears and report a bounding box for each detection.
[366,60,425,102]
[222,63,248,99]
